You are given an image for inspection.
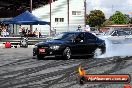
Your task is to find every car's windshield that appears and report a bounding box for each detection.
[104,28,132,36]
[104,28,116,35]
[52,32,75,40]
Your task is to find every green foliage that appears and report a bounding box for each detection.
[124,14,131,24]
[102,19,114,26]
[86,10,105,27]
[109,11,127,24]
[129,17,132,24]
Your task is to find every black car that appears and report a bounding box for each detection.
[33,32,106,59]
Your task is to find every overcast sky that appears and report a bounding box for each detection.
[86,0,132,18]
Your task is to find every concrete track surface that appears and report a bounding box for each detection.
[0,46,132,88]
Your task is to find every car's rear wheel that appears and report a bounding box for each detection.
[94,48,102,58]
[37,55,45,59]
[63,47,71,60]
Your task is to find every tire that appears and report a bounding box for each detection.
[63,47,71,60]
[37,55,44,59]
[94,48,102,58]
[20,42,28,48]
[25,44,28,48]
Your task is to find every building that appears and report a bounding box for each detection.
[32,0,85,35]
[100,24,132,32]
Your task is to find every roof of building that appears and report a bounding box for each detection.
[0,0,56,18]
[105,24,132,27]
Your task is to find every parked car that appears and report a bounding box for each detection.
[33,32,106,59]
[99,28,132,44]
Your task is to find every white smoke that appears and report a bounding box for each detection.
[96,38,132,58]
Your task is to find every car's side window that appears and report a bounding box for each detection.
[111,31,118,36]
[63,33,75,41]
[75,33,84,42]
[117,31,129,36]
[85,33,97,42]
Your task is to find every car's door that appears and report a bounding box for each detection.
[72,32,86,55]
[84,32,97,54]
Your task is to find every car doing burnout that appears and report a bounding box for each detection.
[33,32,106,59]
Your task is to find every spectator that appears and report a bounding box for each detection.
[2,27,7,37]
[25,28,28,34]
[22,27,26,37]
[76,25,82,32]
[7,25,12,36]
[0,25,2,36]
[34,28,39,38]
[19,25,23,36]
[27,29,31,37]
[39,32,42,38]
[6,31,9,37]
[84,25,90,32]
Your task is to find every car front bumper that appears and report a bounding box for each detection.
[33,47,64,57]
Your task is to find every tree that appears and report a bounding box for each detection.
[124,14,131,24]
[86,10,105,27]
[109,11,126,24]
[130,17,132,24]
[102,19,114,26]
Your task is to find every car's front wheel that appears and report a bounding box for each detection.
[63,47,71,59]
[37,55,45,59]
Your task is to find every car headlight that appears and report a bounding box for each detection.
[50,45,60,50]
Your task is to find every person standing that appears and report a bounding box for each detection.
[0,25,2,36]
[2,26,7,37]
[19,25,23,36]
[22,27,26,37]
[34,28,39,38]
[76,25,82,32]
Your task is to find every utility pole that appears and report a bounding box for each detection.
[30,0,32,13]
[30,0,32,33]
[67,0,69,32]
[49,0,52,36]
[84,0,86,27]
